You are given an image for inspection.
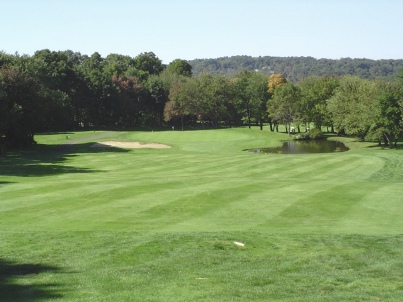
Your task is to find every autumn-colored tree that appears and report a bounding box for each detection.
[164,79,194,130]
[112,75,147,127]
[267,73,287,94]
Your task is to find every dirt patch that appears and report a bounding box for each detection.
[92,141,171,149]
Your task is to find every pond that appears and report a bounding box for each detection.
[245,140,349,154]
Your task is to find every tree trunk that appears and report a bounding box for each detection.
[383,133,390,146]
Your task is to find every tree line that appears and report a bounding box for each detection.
[188,56,403,82]
[165,71,402,146]
[1,50,402,153]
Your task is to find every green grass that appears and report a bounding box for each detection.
[1,127,402,301]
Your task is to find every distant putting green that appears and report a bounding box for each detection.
[0,127,402,301]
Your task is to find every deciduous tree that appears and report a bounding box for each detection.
[167,59,192,77]
[327,76,377,139]
[298,76,339,131]
[267,82,302,135]
[134,52,164,76]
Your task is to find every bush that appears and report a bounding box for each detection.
[308,128,325,140]
[293,128,325,140]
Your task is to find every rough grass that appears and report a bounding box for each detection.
[0,127,402,301]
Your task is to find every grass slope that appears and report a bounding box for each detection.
[0,128,402,301]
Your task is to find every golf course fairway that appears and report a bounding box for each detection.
[1,127,402,301]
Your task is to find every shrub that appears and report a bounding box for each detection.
[293,128,325,140]
[308,128,325,140]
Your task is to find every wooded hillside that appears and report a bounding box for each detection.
[188,56,403,82]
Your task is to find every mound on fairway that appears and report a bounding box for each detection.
[92,141,171,149]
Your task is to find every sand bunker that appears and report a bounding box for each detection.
[92,141,171,149]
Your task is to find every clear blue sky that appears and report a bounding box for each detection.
[2,0,402,63]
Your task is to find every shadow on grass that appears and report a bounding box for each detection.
[0,259,63,301]
[0,181,15,186]
[0,142,130,177]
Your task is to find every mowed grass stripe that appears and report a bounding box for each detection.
[0,145,382,231]
[334,183,403,234]
[1,128,402,301]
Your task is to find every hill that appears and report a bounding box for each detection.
[188,55,403,82]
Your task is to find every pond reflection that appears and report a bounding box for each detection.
[246,140,349,154]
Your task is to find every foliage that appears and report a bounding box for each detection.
[267,82,302,134]
[164,77,194,130]
[327,77,378,139]
[298,76,340,129]
[167,59,192,77]
[229,70,270,129]
[365,82,402,146]
[189,55,403,82]
[133,51,164,76]
[267,73,287,94]
[0,49,401,150]
[247,72,270,129]
[0,66,42,147]
[308,128,325,139]
[293,128,325,140]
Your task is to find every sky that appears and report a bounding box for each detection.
[1,0,403,63]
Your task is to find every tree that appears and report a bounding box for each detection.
[104,54,135,77]
[112,75,147,127]
[84,68,120,127]
[267,73,287,94]
[164,77,195,130]
[247,72,269,130]
[298,76,339,131]
[267,73,288,131]
[365,82,402,146]
[327,76,377,139]
[29,49,82,130]
[133,52,164,76]
[396,68,403,83]
[196,73,229,128]
[267,82,302,135]
[0,66,43,147]
[0,73,8,153]
[81,52,104,73]
[167,59,192,77]
[232,70,253,128]
[145,75,169,125]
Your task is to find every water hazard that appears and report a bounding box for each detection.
[246,140,349,154]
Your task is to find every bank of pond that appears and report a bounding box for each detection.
[245,140,349,154]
